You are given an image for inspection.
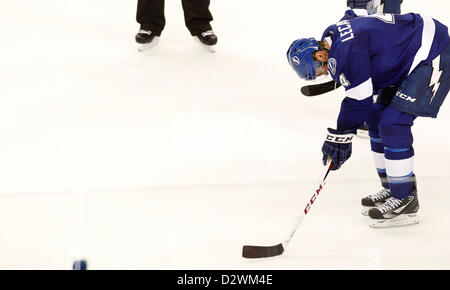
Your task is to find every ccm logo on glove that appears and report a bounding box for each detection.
[325,133,354,143]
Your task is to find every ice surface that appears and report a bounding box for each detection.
[0,0,449,269]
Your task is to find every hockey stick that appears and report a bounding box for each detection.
[242,161,333,259]
[301,80,341,97]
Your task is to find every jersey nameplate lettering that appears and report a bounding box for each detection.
[336,20,354,42]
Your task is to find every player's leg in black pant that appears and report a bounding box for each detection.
[181,0,214,36]
[136,0,165,36]
[182,0,217,50]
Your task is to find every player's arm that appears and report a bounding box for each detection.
[334,39,373,131]
[322,95,373,170]
[337,96,372,131]
[336,80,373,132]
[322,41,373,170]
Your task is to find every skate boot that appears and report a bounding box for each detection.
[357,123,369,138]
[193,30,218,53]
[135,29,160,52]
[361,188,391,216]
[368,190,419,228]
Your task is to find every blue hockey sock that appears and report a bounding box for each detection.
[387,172,417,199]
[384,146,415,199]
[378,106,416,199]
[370,136,389,189]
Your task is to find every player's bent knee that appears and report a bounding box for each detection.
[378,107,415,148]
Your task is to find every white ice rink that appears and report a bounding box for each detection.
[0,0,449,269]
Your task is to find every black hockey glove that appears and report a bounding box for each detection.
[321,128,355,170]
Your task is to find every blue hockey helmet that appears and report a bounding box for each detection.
[287,38,322,81]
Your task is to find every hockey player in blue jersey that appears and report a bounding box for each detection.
[287,11,450,227]
[348,1,403,138]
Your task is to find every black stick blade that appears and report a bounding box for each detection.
[300,80,341,97]
[242,244,284,259]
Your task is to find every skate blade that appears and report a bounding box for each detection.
[193,37,216,53]
[138,37,160,52]
[369,213,419,228]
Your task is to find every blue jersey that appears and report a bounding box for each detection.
[322,11,449,130]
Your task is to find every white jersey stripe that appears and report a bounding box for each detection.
[345,78,373,100]
[408,15,436,74]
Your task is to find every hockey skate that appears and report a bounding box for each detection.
[136,29,160,52]
[368,191,419,228]
[193,30,217,53]
[361,188,391,216]
[356,123,369,138]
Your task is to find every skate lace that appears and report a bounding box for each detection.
[378,197,402,213]
[201,30,215,37]
[368,188,390,202]
[138,29,152,35]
